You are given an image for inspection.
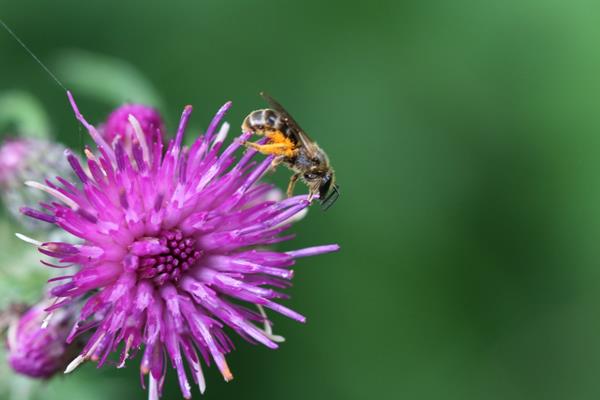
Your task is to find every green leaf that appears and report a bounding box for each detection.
[0,91,51,139]
[53,49,165,109]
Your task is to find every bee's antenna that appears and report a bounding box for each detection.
[0,18,67,91]
[321,184,340,211]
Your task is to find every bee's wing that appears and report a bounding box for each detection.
[260,92,319,157]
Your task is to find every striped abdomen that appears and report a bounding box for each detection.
[242,109,297,141]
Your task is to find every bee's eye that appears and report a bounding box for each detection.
[304,173,318,180]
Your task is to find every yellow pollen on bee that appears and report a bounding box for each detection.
[265,130,297,157]
[245,129,297,158]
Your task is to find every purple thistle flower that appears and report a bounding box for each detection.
[0,138,30,187]
[6,300,79,379]
[21,92,339,399]
[0,138,72,189]
[0,137,74,230]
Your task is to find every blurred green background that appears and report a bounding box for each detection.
[2,0,600,399]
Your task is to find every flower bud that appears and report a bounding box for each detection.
[6,300,77,379]
[103,104,164,147]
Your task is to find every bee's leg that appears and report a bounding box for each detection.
[287,173,300,198]
[242,141,263,151]
[243,141,295,157]
[269,156,284,172]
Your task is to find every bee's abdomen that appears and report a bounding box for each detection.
[242,109,286,134]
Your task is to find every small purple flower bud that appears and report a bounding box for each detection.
[103,104,165,147]
[6,300,78,379]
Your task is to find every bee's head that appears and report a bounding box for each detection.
[302,170,339,210]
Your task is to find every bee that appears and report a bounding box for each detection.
[242,92,339,210]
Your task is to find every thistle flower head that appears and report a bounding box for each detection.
[0,137,70,188]
[6,300,78,379]
[0,137,74,230]
[0,138,29,187]
[22,92,339,399]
